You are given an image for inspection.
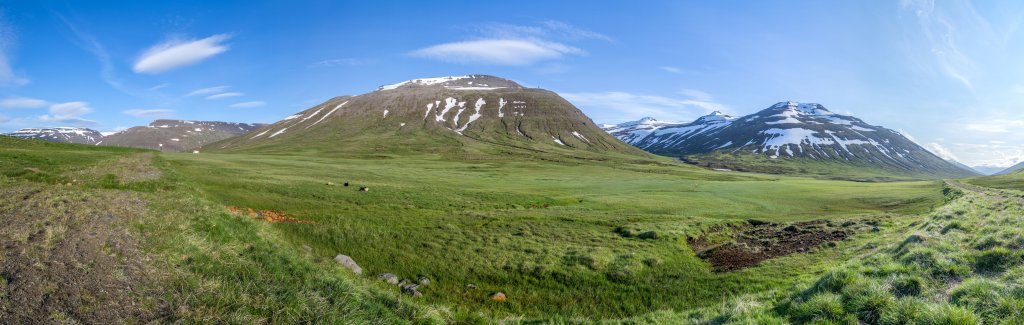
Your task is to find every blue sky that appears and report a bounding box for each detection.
[1,1,1023,168]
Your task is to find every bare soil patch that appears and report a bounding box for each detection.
[226,206,316,224]
[0,183,169,323]
[688,219,872,271]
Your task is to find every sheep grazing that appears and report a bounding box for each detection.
[359,187,369,192]
[343,182,350,187]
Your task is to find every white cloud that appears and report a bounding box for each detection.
[0,16,29,86]
[187,86,230,97]
[926,142,960,161]
[659,66,683,74]
[37,101,96,126]
[123,109,174,118]
[229,101,265,108]
[206,92,243,100]
[148,83,170,91]
[540,20,614,42]
[964,120,1024,133]
[133,34,231,74]
[560,91,730,123]
[0,97,47,108]
[309,58,365,68]
[49,102,93,117]
[411,38,583,66]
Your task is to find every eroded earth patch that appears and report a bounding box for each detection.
[688,219,876,271]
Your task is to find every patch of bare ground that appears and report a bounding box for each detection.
[688,219,875,271]
[0,182,169,323]
[73,153,163,183]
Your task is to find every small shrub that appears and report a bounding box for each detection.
[899,246,941,269]
[637,231,658,240]
[791,293,847,323]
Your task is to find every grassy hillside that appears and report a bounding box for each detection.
[964,169,1024,191]
[653,182,1024,323]
[685,151,970,181]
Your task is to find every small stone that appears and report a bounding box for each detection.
[871,226,881,232]
[401,283,420,296]
[301,245,312,252]
[416,275,430,286]
[378,273,399,285]
[333,255,362,275]
[490,292,507,302]
[343,182,350,187]
[359,187,369,192]
[467,284,477,290]
[326,181,335,186]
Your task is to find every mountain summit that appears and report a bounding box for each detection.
[210,75,644,158]
[604,101,976,179]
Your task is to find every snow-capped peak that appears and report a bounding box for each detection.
[379,76,472,91]
[771,101,832,115]
[695,111,736,123]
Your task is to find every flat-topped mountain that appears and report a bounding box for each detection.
[604,101,977,179]
[5,127,104,145]
[101,120,264,152]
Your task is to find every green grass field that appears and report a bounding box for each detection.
[3,136,979,323]
[160,151,946,321]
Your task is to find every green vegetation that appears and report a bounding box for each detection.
[12,134,1024,323]
[964,169,1024,191]
[161,151,944,320]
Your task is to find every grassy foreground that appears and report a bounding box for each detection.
[3,136,975,323]
[161,151,945,321]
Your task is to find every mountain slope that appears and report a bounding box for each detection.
[995,161,1024,175]
[5,127,104,145]
[101,120,264,152]
[209,75,647,159]
[604,101,976,179]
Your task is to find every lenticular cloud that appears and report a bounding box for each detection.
[133,34,231,74]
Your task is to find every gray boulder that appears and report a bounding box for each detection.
[334,254,362,275]
[417,275,430,286]
[378,273,399,285]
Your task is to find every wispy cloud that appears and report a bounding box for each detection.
[411,21,606,66]
[560,90,730,123]
[926,142,960,161]
[229,101,265,108]
[659,66,683,74]
[187,86,230,97]
[308,58,367,68]
[0,14,30,86]
[964,119,1024,133]
[39,101,97,126]
[411,39,582,66]
[123,108,173,118]
[133,34,231,74]
[57,14,136,95]
[205,92,242,100]
[0,97,47,108]
[148,83,171,91]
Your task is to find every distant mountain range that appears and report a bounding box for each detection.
[6,127,105,145]
[101,120,264,152]
[207,75,645,159]
[604,101,977,179]
[4,120,263,152]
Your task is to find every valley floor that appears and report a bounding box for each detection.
[4,138,1014,323]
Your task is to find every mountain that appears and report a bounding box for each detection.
[603,101,977,179]
[101,120,264,152]
[971,166,1006,175]
[208,75,645,159]
[5,127,104,145]
[995,162,1024,175]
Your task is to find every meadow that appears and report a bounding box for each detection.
[161,151,945,321]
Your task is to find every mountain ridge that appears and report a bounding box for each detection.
[604,101,977,179]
